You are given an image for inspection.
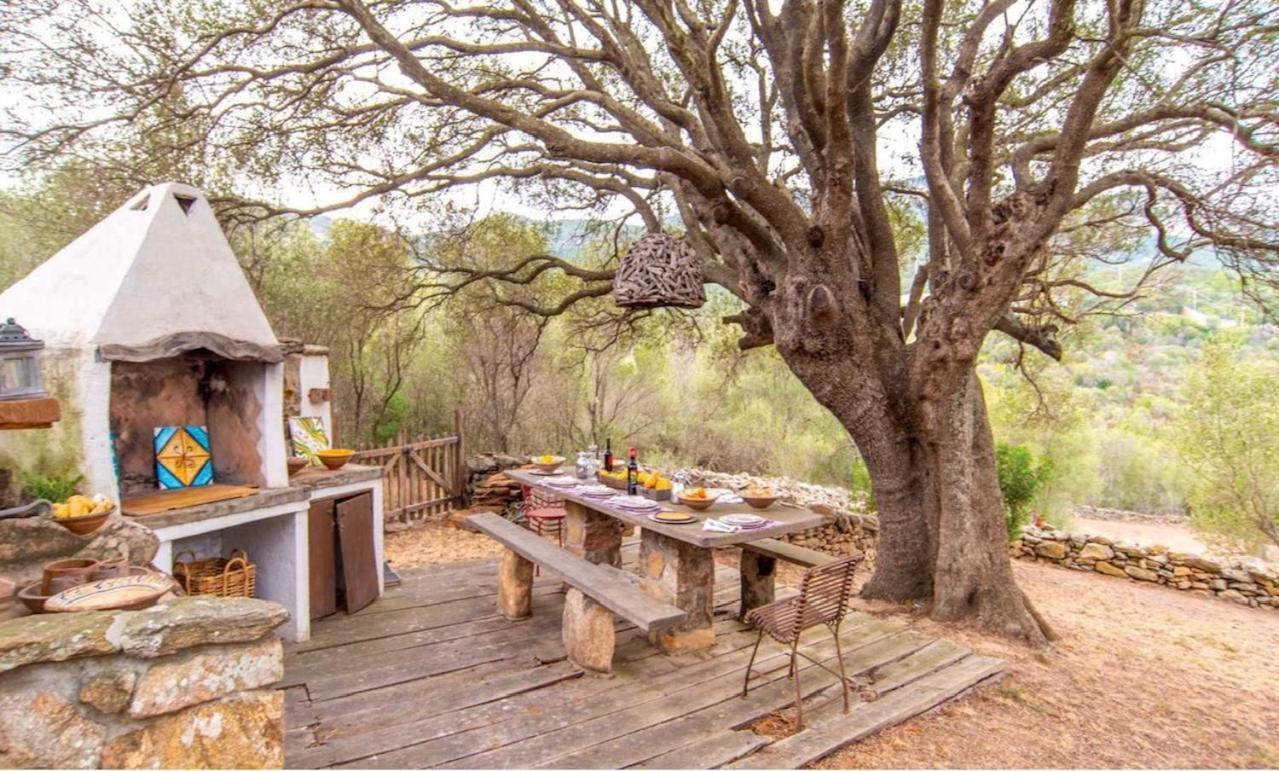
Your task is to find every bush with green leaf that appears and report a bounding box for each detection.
[19,471,82,503]
[995,443,1053,540]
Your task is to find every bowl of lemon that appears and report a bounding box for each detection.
[50,494,116,536]
[531,454,565,474]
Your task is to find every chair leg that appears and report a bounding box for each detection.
[832,620,850,714]
[741,629,764,698]
[791,636,804,731]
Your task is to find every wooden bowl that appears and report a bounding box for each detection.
[42,558,101,594]
[317,448,354,470]
[741,493,778,510]
[531,455,565,473]
[17,582,52,613]
[677,492,719,512]
[287,456,308,476]
[52,508,112,536]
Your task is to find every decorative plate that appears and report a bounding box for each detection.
[578,485,615,496]
[615,496,658,509]
[45,572,175,612]
[722,513,765,526]
[650,512,697,524]
[543,476,579,487]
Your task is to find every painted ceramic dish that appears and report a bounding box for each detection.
[45,572,175,612]
[651,511,697,524]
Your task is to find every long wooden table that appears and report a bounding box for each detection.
[506,468,824,652]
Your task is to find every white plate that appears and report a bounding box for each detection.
[529,468,559,476]
[578,485,615,496]
[543,476,579,487]
[722,513,764,525]
[614,496,658,509]
[717,494,744,504]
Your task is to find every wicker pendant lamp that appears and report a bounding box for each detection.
[612,233,706,309]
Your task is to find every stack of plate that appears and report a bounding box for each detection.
[578,484,615,497]
[614,496,658,511]
[649,511,698,525]
[543,476,579,487]
[721,513,768,530]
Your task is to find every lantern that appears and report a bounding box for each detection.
[612,233,706,309]
[0,318,48,401]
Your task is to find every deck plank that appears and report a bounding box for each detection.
[282,554,1001,770]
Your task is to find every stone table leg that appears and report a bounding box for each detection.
[563,500,623,567]
[638,529,716,652]
[739,550,776,619]
[497,548,534,620]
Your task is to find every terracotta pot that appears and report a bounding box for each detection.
[17,582,51,613]
[42,558,100,595]
[287,456,308,476]
[96,557,130,579]
[317,449,354,470]
[54,509,111,536]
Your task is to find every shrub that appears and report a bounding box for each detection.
[996,443,1053,540]
[19,471,82,502]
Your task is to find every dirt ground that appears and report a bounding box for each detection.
[386,522,1279,768]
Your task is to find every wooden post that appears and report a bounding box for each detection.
[453,408,466,507]
[497,548,534,620]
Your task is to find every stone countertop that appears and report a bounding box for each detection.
[288,464,382,492]
[127,487,309,531]
[0,596,288,674]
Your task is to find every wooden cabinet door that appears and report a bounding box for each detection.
[308,498,338,620]
[336,492,378,614]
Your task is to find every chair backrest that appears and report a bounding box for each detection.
[791,554,862,634]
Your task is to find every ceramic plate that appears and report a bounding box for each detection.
[578,485,615,496]
[650,512,697,524]
[722,513,765,526]
[45,573,175,612]
[615,496,658,509]
[543,476,579,487]
[717,493,744,504]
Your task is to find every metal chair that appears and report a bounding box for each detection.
[741,553,863,730]
[518,484,566,575]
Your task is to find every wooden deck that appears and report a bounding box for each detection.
[280,543,1003,769]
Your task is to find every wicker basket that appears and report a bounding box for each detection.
[174,549,257,599]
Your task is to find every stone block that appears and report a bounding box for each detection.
[1172,566,1191,578]
[129,637,283,718]
[561,589,614,674]
[1218,589,1250,605]
[1219,567,1252,584]
[1095,561,1127,578]
[101,690,283,769]
[1124,566,1159,582]
[496,549,534,621]
[1034,541,1069,560]
[119,598,288,658]
[0,611,119,674]
[1076,542,1114,562]
[80,669,137,714]
[1172,553,1222,572]
[0,684,106,769]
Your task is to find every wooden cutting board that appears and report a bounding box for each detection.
[121,484,259,517]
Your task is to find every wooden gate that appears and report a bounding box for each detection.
[350,411,466,526]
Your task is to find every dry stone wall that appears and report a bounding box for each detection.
[0,597,288,769]
[1012,525,1279,610]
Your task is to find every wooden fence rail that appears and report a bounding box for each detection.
[350,411,466,526]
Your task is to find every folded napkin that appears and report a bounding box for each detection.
[702,518,740,533]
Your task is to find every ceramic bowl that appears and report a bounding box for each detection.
[741,493,778,510]
[317,448,355,470]
[17,582,52,613]
[45,572,176,612]
[677,492,720,511]
[287,456,308,476]
[531,455,565,473]
[42,558,101,595]
[53,508,112,536]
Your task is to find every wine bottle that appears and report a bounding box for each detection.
[603,438,614,472]
[626,447,638,495]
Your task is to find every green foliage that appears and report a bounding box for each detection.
[995,444,1053,540]
[1173,338,1279,550]
[19,471,82,502]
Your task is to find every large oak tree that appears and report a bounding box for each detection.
[3,0,1277,641]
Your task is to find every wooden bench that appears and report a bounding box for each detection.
[467,512,685,673]
[739,538,854,618]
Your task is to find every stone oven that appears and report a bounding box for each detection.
[0,183,385,642]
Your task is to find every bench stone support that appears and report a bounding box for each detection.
[739,550,776,619]
[562,588,616,673]
[638,530,716,652]
[497,548,534,620]
[564,500,623,567]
